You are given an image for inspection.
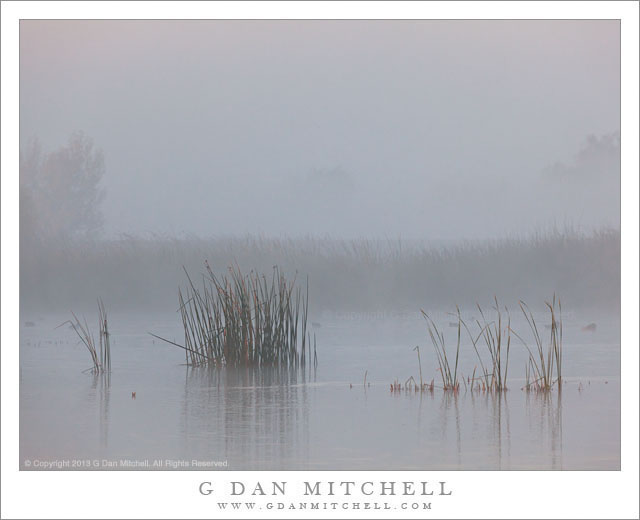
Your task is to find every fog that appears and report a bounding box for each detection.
[19,20,620,313]
[20,20,619,239]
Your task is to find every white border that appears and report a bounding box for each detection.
[2,2,638,519]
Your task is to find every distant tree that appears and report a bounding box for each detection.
[20,132,106,242]
[547,131,620,181]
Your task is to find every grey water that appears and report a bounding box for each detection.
[19,310,620,470]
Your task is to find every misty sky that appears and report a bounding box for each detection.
[20,20,620,240]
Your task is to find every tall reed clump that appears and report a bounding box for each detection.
[152,263,314,368]
[515,295,562,392]
[421,308,461,391]
[462,298,511,392]
[63,299,111,374]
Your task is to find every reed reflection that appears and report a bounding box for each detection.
[89,372,111,452]
[180,365,311,469]
[526,389,563,469]
[437,392,462,467]
[429,387,565,469]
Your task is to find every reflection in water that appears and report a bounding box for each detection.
[526,389,563,469]
[438,392,462,467]
[19,314,616,470]
[430,389,561,469]
[90,373,111,452]
[486,391,512,470]
[180,366,312,469]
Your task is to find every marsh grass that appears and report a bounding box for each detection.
[413,345,424,387]
[514,296,563,391]
[61,299,111,374]
[152,263,311,368]
[413,297,560,394]
[421,309,461,391]
[461,298,511,392]
[97,298,111,372]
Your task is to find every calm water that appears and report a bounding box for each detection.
[19,310,620,470]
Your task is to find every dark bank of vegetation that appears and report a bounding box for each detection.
[21,228,620,314]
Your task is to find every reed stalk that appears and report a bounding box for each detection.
[97,298,111,373]
[413,345,424,388]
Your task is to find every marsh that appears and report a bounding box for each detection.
[17,19,621,473]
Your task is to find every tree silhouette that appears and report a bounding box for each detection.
[20,132,105,242]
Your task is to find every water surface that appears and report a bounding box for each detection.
[19,310,620,470]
